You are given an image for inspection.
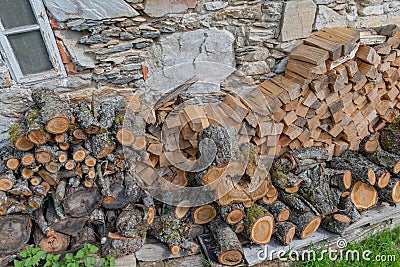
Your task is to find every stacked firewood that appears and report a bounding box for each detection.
[259,26,400,156]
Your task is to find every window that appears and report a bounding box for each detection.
[0,0,65,84]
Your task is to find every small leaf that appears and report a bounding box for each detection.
[89,245,98,254]
[75,250,85,259]
[65,253,74,261]
[13,260,23,267]
[19,250,28,258]
[84,257,96,267]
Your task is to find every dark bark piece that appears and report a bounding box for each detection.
[96,162,116,203]
[275,221,296,246]
[9,179,32,197]
[25,108,48,145]
[32,208,54,237]
[91,132,116,159]
[359,134,379,153]
[360,140,400,174]
[278,191,314,214]
[337,195,361,224]
[289,210,321,239]
[102,232,145,258]
[219,203,245,225]
[73,102,101,134]
[70,225,97,250]
[380,119,400,155]
[208,219,243,266]
[331,150,385,186]
[9,122,34,151]
[350,181,378,210]
[271,163,303,193]
[192,204,217,225]
[298,165,338,215]
[244,204,275,245]
[63,186,102,217]
[325,168,352,191]
[116,208,148,238]
[31,87,70,134]
[264,200,290,222]
[321,214,350,235]
[377,178,400,205]
[0,215,31,256]
[101,183,137,210]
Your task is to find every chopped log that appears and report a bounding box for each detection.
[84,155,97,167]
[72,128,87,140]
[174,205,190,220]
[321,213,351,235]
[37,168,59,187]
[20,167,33,179]
[25,108,48,145]
[350,181,378,210]
[0,170,15,191]
[55,179,67,200]
[192,204,217,225]
[0,215,31,256]
[219,203,245,225]
[9,180,31,196]
[35,145,56,164]
[337,195,361,223]
[150,213,185,254]
[72,145,88,162]
[30,176,42,186]
[73,102,100,134]
[244,204,275,245]
[32,208,54,237]
[45,161,60,174]
[21,153,35,167]
[356,45,381,65]
[325,169,352,191]
[116,208,148,238]
[28,195,44,209]
[65,160,76,170]
[0,191,26,215]
[91,132,116,158]
[377,178,400,205]
[98,96,126,129]
[56,151,68,164]
[264,200,290,222]
[31,87,70,134]
[9,122,34,151]
[271,163,302,193]
[275,221,296,246]
[102,232,145,258]
[282,146,328,174]
[96,162,116,203]
[34,230,70,254]
[289,210,321,239]
[208,219,243,266]
[6,157,19,171]
[63,186,101,217]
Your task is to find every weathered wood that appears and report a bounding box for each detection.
[377,178,400,205]
[192,204,217,225]
[219,203,245,225]
[325,168,352,191]
[244,204,275,245]
[351,181,378,210]
[275,221,296,246]
[264,200,290,222]
[0,215,31,256]
[337,195,361,224]
[208,219,243,266]
[321,213,350,234]
[91,132,116,159]
[9,122,34,151]
[290,210,321,239]
[63,186,101,217]
[25,108,48,145]
[116,208,148,238]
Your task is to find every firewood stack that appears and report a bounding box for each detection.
[259,26,400,156]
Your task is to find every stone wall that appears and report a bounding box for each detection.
[0,0,399,145]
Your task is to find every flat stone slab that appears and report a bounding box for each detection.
[144,0,197,18]
[43,0,139,21]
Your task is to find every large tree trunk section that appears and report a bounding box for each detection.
[192,204,217,225]
[208,219,243,266]
[275,221,296,246]
[244,204,275,245]
[219,204,245,225]
[116,208,148,238]
[9,122,34,151]
[377,178,400,205]
[0,215,31,256]
[380,120,400,155]
[321,213,351,235]
[63,186,102,217]
[102,232,145,258]
[350,181,378,210]
[337,195,361,224]
[325,168,352,191]
[31,88,70,134]
[264,200,290,222]
[25,108,48,145]
[33,228,70,254]
[331,150,389,186]
[289,210,321,239]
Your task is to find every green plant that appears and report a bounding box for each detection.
[14,244,115,267]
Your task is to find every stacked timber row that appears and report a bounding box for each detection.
[259,26,400,156]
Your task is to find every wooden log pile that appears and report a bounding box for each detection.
[1,26,400,266]
[261,27,400,156]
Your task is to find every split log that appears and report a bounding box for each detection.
[0,215,31,256]
[63,186,101,217]
[25,108,48,145]
[192,204,217,225]
[321,214,351,235]
[31,87,70,134]
[337,195,361,223]
[219,203,245,225]
[9,122,34,151]
[264,200,290,222]
[360,137,400,174]
[33,229,70,254]
[37,168,59,187]
[377,178,400,205]
[350,181,378,210]
[116,208,148,238]
[244,204,275,245]
[208,219,243,266]
[275,221,296,246]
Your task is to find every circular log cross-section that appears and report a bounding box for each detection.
[192,204,217,224]
[14,136,34,152]
[291,211,321,239]
[275,221,296,246]
[377,173,391,188]
[245,204,275,245]
[63,187,102,217]
[116,129,135,146]
[378,178,400,205]
[38,232,70,254]
[21,153,35,166]
[350,181,378,210]
[0,215,31,256]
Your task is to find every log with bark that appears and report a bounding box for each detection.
[25,108,48,145]
[31,88,70,134]
[264,200,290,222]
[9,122,34,152]
[350,181,378,210]
[116,208,148,238]
[275,221,296,246]
[321,213,351,235]
[208,219,243,266]
[192,204,217,225]
[63,186,102,217]
[337,195,361,223]
[219,203,245,225]
[0,215,31,256]
[380,119,400,155]
[377,178,400,205]
[244,204,275,245]
[102,232,145,258]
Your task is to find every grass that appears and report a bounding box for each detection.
[295,226,400,267]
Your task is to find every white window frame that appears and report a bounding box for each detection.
[0,0,66,84]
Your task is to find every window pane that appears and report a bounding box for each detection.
[8,30,53,75]
[0,0,37,29]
